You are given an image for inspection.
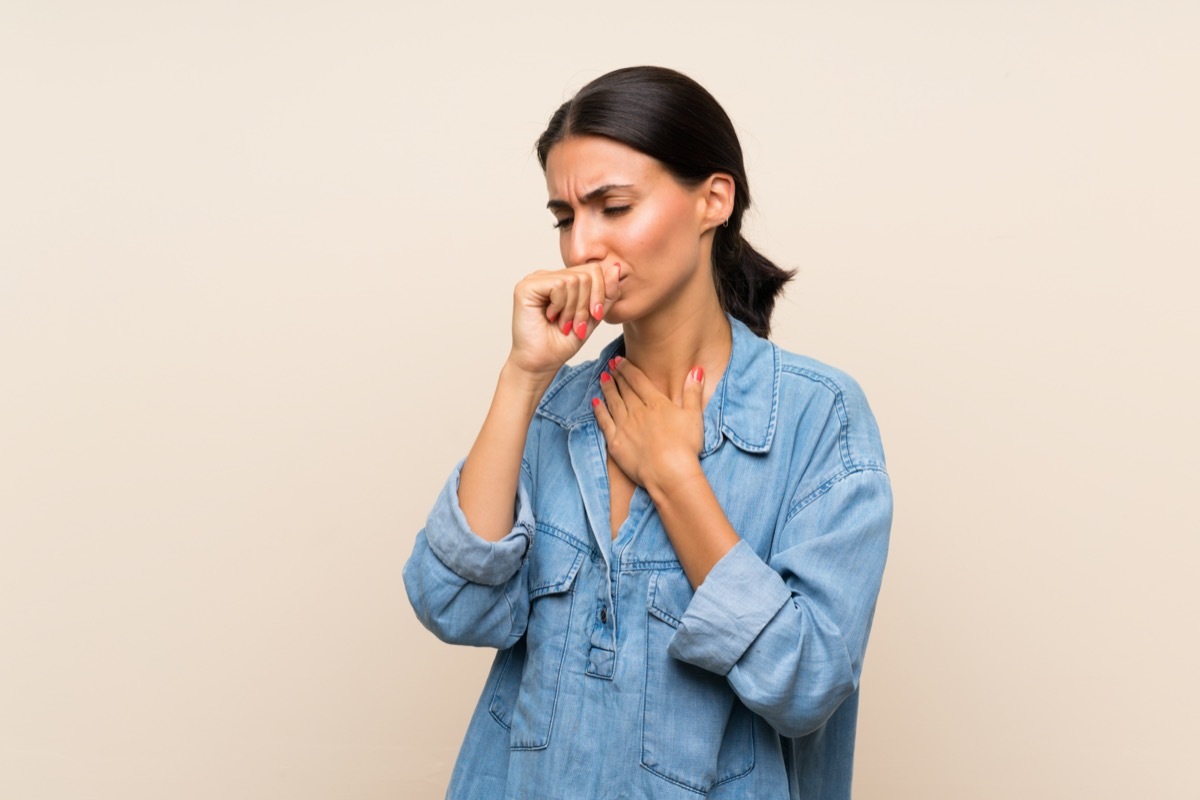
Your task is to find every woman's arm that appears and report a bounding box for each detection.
[458,262,623,541]
[405,264,622,646]
[457,361,555,541]
[668,468,892,737]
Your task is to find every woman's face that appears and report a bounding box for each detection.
[544,135,724,325]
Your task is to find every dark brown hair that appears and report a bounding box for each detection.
[536,66,794,338]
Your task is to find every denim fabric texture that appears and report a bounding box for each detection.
[403,314,892,799]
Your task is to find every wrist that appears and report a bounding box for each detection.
[643,453,705,503]
[499,358,558,404]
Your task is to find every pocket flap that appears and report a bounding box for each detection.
[527,526,587,598]
[647,569,695,628]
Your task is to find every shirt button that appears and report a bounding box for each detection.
[599,607,608,624]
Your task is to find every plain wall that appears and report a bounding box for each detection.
[3,1,1197,797]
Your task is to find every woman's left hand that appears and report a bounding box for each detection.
[592,356,706,492]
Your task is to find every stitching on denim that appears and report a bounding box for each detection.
[646,573,684,628]
[528,549,584,598]
[535,522,591,553]
[638,763,708,795]
[621,559,683,572]
[779,363,856,470]
[534,361,592,426]
[639,583,706,796]
[640,579,755,793]
[711,708,756,787]
[783,465,888,526]
[487,646,515,731]
[510,584,576,750]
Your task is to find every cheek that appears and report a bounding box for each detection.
[624,203,693,258]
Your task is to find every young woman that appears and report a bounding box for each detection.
[404,66,892,800]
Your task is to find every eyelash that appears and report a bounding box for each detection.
[552,206,631,230]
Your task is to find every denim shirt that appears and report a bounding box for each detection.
[403,315,892,800]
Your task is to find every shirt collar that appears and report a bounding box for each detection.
[534,313,781,456]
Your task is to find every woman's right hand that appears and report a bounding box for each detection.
[506,261,622,382]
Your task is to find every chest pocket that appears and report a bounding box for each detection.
[642,569,756,793]
[489,525,587,751]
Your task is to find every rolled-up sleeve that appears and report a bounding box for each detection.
[668,467,892,738]
[403,457,535,649]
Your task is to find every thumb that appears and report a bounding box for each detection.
[683,365,704,412]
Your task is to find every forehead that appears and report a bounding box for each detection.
[544,135,664,197]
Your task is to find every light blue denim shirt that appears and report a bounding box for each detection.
[404,315,892,799]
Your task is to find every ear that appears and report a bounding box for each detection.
[698,173,736,233]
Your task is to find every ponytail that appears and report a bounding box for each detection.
[712,225,795,339]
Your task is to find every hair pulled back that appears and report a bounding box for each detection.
[536,66,794,338]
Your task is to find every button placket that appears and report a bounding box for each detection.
[585,565,616,679]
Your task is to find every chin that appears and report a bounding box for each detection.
[601,304,639,327]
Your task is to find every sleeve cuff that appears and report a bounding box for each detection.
[668,540,792,675]
[423,458,534,586]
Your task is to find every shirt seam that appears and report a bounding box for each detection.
[779,364,857,470]
[783,465,889,526]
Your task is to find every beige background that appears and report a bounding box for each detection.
[3,1,1197,798]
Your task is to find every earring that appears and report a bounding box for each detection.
[722,217,730,228]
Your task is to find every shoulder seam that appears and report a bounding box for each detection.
[779,364,855,470]
[784,465,889,526]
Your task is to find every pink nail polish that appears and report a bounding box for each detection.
[693,365,704,382]
[592,397,601,407]
[592,303,604,320]
[574,321,587,338]
[600,372,611,383]
[562,319,573,335]
[613,355,624,367]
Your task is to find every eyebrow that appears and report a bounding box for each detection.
[546,184,634,211]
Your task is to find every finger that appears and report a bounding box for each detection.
[683,365,704,412]
[560,275,580,336]
[571,271,593,339]
[599,368,626,423]
[591,394,615,438]
[541,275,567,326]
[611,357,658,404]
[588,262,607,322]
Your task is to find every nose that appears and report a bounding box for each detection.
[565,215,606,267]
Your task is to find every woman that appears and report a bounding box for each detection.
[404,66,892,799]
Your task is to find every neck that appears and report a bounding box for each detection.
[622,294,732,406]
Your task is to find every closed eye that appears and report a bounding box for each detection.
[551,206,630,231]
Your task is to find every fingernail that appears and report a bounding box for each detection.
[561,319,573,335]
[600,372,611,384]
[692,366,704,382]
[613,355,624,367]
[548,310,559,322]
[614,262,621,277]
[592,303,604,320]
[592,397,601,407]
[574,321,588,338]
